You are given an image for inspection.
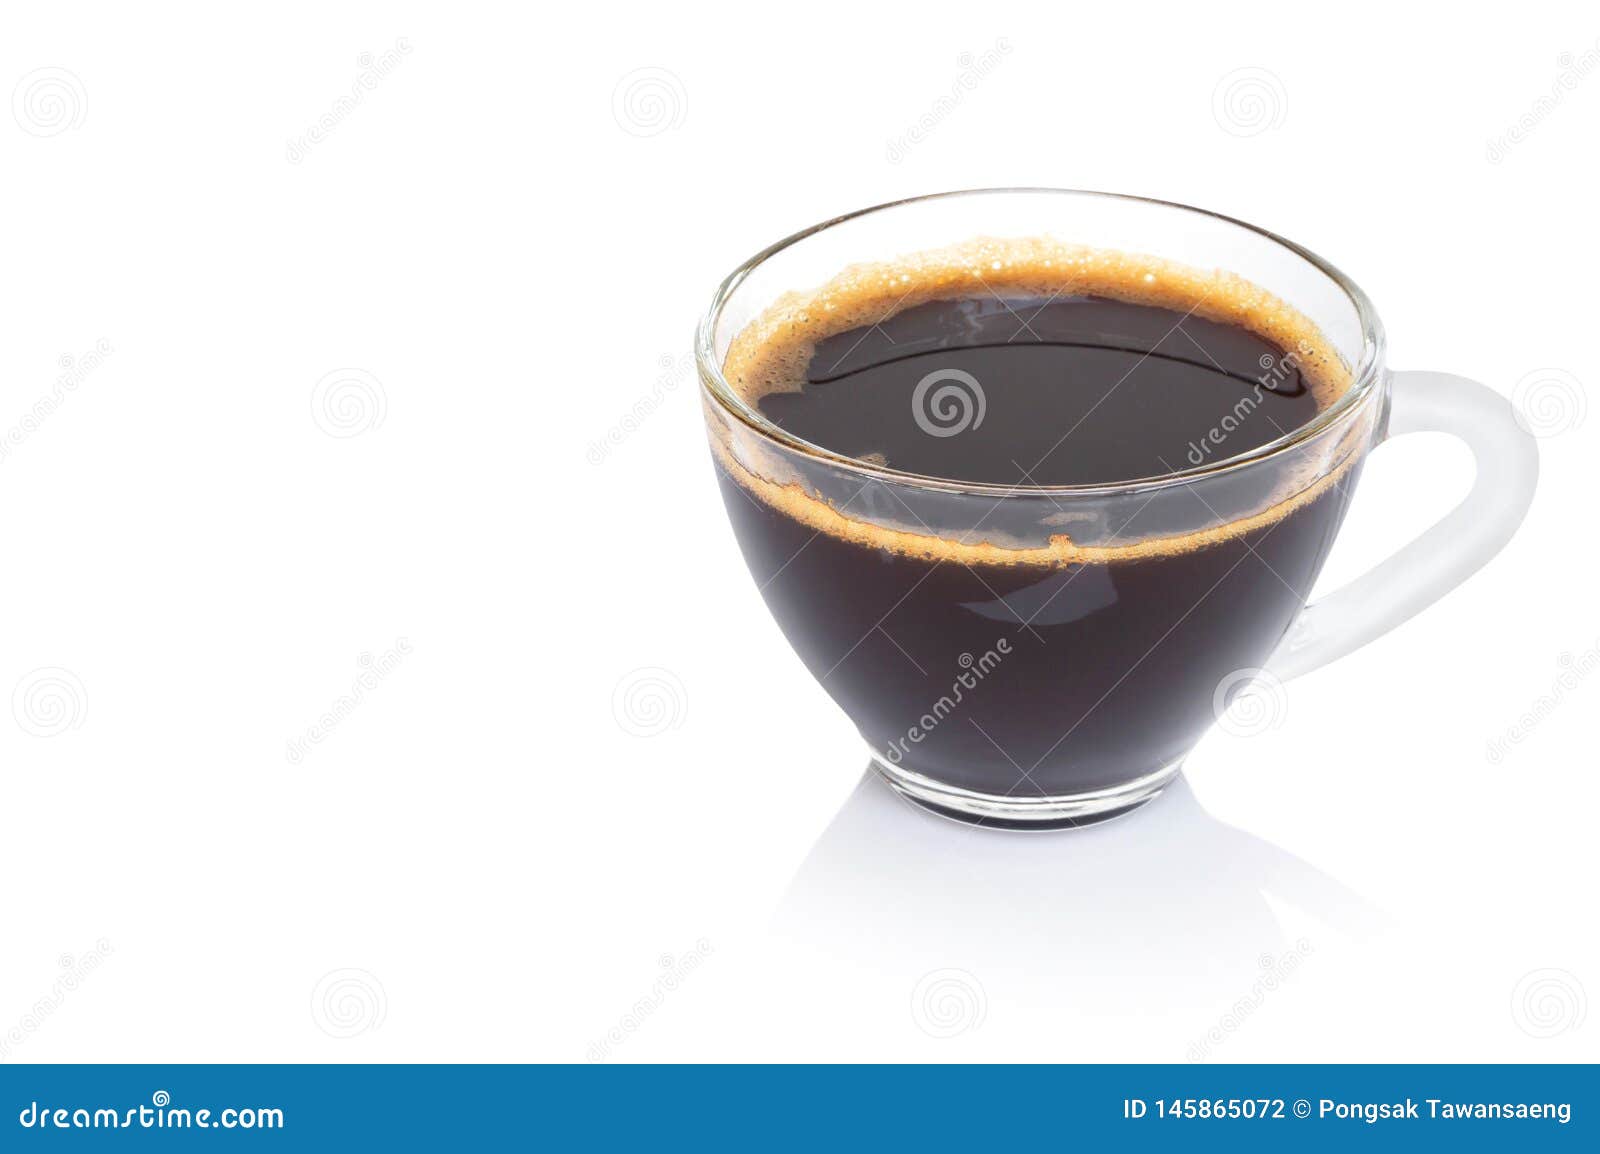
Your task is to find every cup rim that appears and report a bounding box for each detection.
[695,187,1387,497]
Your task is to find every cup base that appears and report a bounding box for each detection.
[868,753,1183,831]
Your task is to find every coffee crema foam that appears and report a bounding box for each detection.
[707,237,1373,566]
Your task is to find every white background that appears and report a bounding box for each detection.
[3,0,1595,1063]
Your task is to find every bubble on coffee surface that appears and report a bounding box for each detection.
[708,237,1368,566]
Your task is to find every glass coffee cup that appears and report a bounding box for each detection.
[697,190,1538,829]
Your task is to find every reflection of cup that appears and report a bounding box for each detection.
[770,770,1384,1035]
[698,190,1537,827]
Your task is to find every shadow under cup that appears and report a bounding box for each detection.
[698,190,1387,829]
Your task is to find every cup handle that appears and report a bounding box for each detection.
[1265,371,1539,682]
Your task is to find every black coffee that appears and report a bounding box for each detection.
[711,254,1361,824]
[762,295,1321,485]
